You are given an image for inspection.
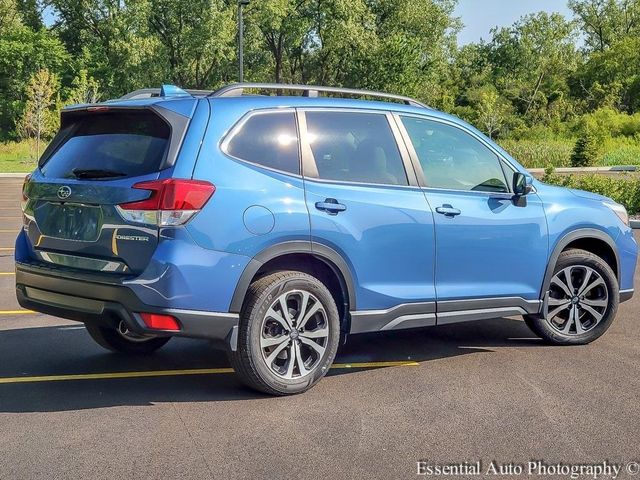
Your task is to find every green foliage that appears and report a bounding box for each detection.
[66,69,101,105]
[0,17,68,139]
[18,68,60,158]
[2,0,640,170]
[146,0,236,88]
[568,0,640,53]
[499,139,574,168]
[570,125,601,167]
[486,12,578,124]
[542,171,640,215]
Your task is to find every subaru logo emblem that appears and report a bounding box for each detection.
[57,186,72,200]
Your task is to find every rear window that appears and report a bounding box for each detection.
[223,111,300,175]
[41,111,170,179]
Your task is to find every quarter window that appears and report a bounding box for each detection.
[304,111,408,186]
[400,116,509,193]
[225,111,300,174]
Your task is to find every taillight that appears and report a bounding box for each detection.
[139,312,181,331]
[117,179,215,226]
[21,173,31,212]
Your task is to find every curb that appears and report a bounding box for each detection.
[528,166,637,175]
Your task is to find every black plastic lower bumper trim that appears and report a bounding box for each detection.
[15,263,239,348]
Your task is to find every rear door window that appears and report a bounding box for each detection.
[223,111,300,174]
[303,111,408,186]
[41,111,171,179]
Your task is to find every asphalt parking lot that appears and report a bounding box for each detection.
[0,176,639,480]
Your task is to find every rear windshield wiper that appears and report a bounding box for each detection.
[71,168,128,179]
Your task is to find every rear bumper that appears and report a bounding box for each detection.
[15,262,239,350]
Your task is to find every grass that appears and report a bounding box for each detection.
[0,140,40,173]
[498,139,574,169]
[499,137,640,169]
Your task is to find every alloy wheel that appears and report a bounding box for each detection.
[259,290,329,379]
[545,265,609,335]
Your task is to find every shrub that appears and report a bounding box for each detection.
[570,126,600,167]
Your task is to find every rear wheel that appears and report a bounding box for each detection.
[85,321,171,354]
[524,249,618,345]
[229,271,340,395]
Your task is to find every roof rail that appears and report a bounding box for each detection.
[210,83,429,108]
[120,87,214,100]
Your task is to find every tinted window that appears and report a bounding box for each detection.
[42,111,170,179]
[226,111,300,174]
[305,111,407,186]
[401,116,509,193]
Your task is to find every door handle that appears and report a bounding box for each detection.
[435,204,461,217]
[315,198,347,215]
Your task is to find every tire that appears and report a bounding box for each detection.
[85,323,171,354]
[229,271,340,395]
[524,248,619,345]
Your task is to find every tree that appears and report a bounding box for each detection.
[66,69,100,104]
[568,0,640,52]
[487,12,579,124]
[0,0,21,31]
[246,0,312,83]
[18,68,59,158]
[0,6,69,138]
[15,0,42,30]
[571,33,640,113]
[147,0,236,88]
[571,123,601,166]
[468,86,512,139]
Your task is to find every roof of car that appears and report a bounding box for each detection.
[62,83,464,127]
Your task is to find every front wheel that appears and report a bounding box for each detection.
[524,248,619,345]
[229,271,340,395]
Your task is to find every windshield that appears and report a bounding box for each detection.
[41,110,170,179]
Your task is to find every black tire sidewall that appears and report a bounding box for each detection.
[241,273,340,394]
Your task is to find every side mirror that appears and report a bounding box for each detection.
[513,172,533,196]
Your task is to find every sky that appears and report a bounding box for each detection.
[454,0,575,45]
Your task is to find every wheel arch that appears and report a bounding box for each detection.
[229,241,356,323]
[540,228,620,298]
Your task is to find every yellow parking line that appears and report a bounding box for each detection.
[332,361,418,369]
[0,272,15,275]
[0,230,18,233]
[0,361,419,385]
[0,247,14,251]
[0,310,34,314]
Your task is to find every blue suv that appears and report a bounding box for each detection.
[15,83,637,395]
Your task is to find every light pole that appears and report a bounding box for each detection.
[238,0,249,83]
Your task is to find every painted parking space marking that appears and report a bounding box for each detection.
[0,310,35,315]
[0,361,419,385]
[0,272,15,275]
